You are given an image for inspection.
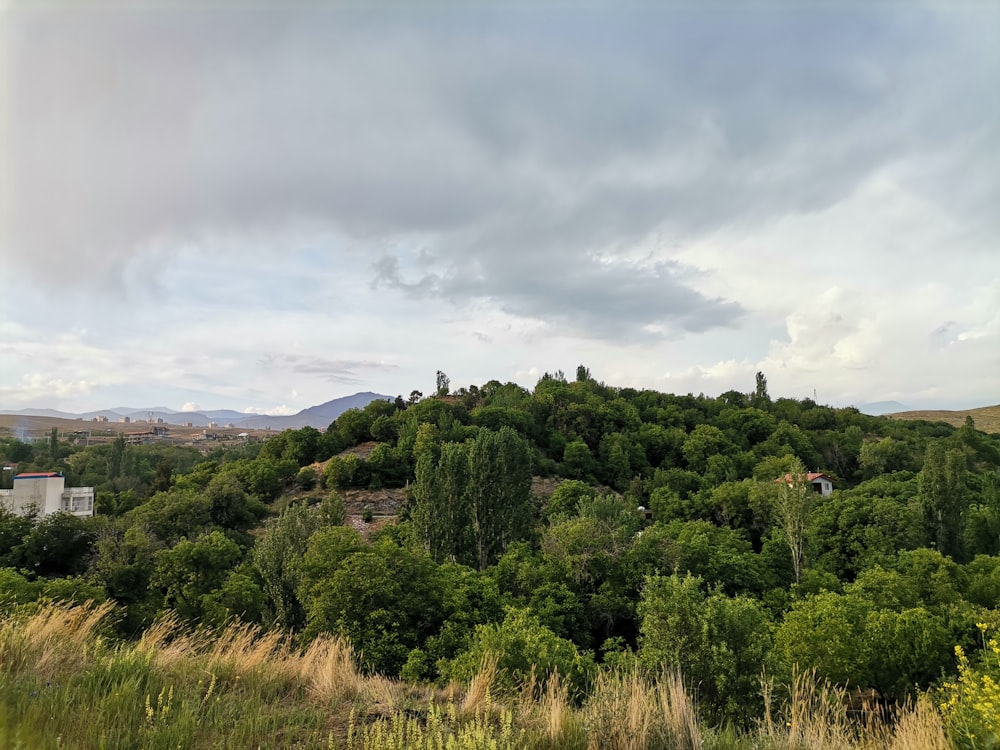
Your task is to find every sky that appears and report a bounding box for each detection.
[1,0,998,416]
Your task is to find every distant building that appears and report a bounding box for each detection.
[93,415,109,422]
[0,472,94,517]
[777,472,834,497]
[118,416,131,423]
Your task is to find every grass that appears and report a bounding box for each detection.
[0,600,965,749]
[885,405,1000,434]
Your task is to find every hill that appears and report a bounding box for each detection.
[885,404,1000,434]
[0,392,393,435]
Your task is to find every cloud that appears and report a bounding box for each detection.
[15,4,969,339]
[259,354,399,385]
[0,374,94,404]
[1,4,997,411]
[243,404,296,416]
[181,402,202,413]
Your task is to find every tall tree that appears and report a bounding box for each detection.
[108,433,127,480]
[751,370,771,408]
[919,442,967,559]
[467,427,533,570]
[762,458,813,584]
[252,501,324,630]
[435,370,450,397]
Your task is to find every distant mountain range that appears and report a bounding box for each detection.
[857,401,909,416]
[1,392,392,431]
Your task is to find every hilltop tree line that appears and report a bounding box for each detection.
[1,369,999,727]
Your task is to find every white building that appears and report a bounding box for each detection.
[0,472,95,517]
[778,471,834,497]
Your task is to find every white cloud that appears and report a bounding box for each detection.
[243,405,297,416]
[0,4,996,413]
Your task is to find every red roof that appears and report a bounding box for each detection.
[777,472,831,483]
[14,472,62,479]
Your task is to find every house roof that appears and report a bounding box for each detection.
[14,472,63,479]
[777,472,832,484]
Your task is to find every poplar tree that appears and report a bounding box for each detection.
[467,426,533,570]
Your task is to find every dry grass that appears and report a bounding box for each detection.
[888,698,949,750]
[0,599,115,681]
[300,632,362,705]
[460,651,500,717]
[584,668,701,750]
[0,601,957,750]
[760,670,951,750]
[886,404,1000,434]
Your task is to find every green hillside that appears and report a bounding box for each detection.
[2,370,999,748]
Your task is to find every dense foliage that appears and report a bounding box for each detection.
[2,369,999,740]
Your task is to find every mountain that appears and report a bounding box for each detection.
[232,392,393,429]
[857,401,909,416]
[0,392,393,431]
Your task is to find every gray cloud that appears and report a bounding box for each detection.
[4,4,997,341]
[259,354,398,384]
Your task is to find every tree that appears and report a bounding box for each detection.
[108,433,127,480]
[467,427,533,570]
[435,370,450,397]
[751,370,770,408]
[919,442,967,559]
[638,573,772,725]
[411,442,473,564]
[303,544,443,675]
[252,501,325,630]
[774,591,872,686]
[759,458,813,584]
[442,607,595,696]
[151,531,243,622]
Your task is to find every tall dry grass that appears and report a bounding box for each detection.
[584,668,701,750]
[0,600,114,681]
[300,631,362,705]
[759,669,950,750]
[0,601,957,750]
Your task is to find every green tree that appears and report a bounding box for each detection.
[751,370,771,408]
[436,370,451,397]
[108,433,127,480]
[303,543,443,675]
[467,427,534,570]
[919,442,968,559]
[251,501,325,630]
[151,531,243,622]
[411,441,473,564]
[773,591,872,686]
[561,439,597,481]
[757,458,813,584]
[442,607,595,696]
[638,573,772,725]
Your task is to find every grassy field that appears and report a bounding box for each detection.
[0,600,957,750]
[885,404,1000,434]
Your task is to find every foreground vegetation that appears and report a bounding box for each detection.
[2,368,1000,747]
[0,599,960,749]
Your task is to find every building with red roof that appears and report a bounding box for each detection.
[777,471,834,497]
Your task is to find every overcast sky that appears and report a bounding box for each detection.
[1,1,998,415]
